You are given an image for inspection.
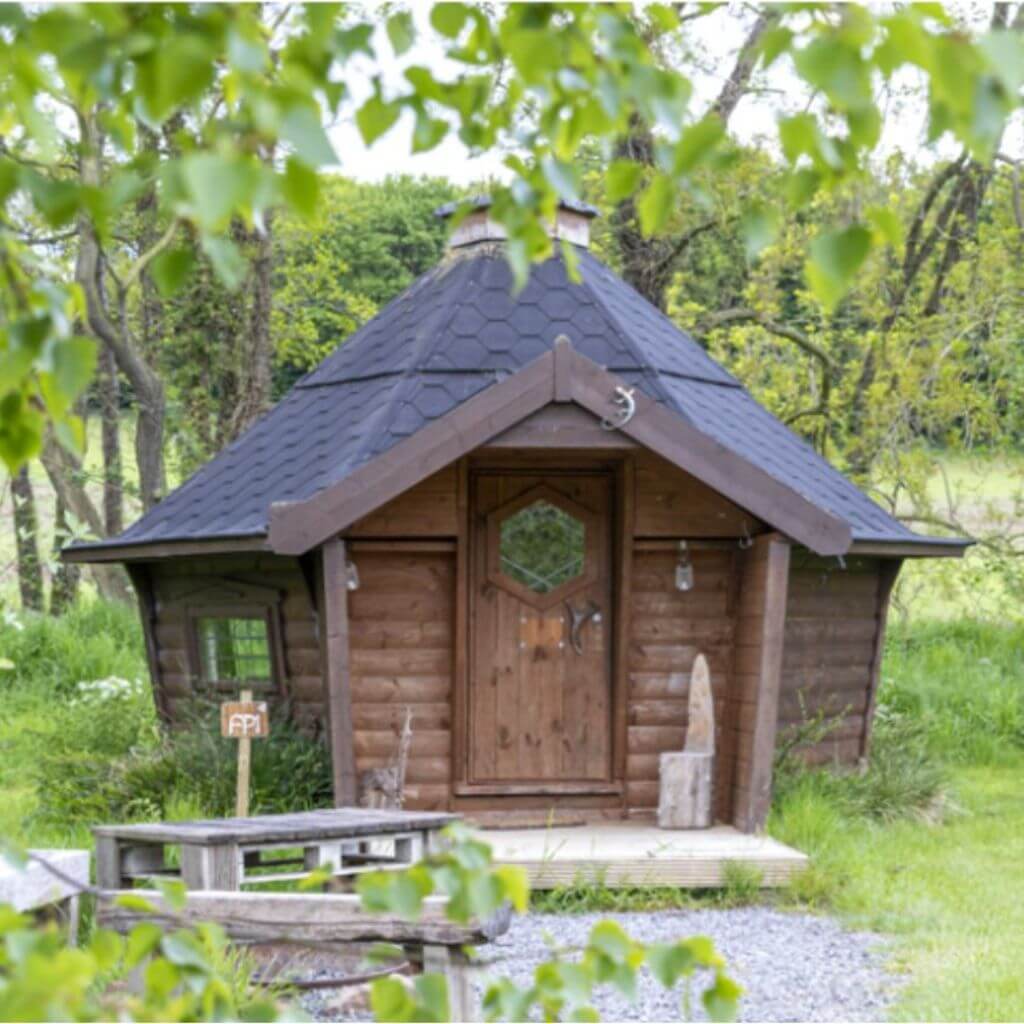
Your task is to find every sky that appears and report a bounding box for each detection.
[325,3,1019,185]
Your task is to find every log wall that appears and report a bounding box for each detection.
[348,548,455,810]
[143,554,320,724]
[624,546,738,818]
[779,553,889,765]
[139,451,898,821]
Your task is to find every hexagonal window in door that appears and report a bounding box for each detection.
[487,485,598,609]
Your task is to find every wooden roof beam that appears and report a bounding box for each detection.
[269,338,853,557]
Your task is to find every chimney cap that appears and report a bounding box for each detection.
[434,195,599,220]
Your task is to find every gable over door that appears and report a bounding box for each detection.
[465,470,616,794]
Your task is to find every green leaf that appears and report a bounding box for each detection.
[980,29,1024,96]
[160,929,210,970]
[778,113,819,164]
[412,112,448,154]
[605,158,644,203]
[156,878,188,913]
[703,971,743,1023]
[867,206,904,248]
[24,173,80,227]
[149,247,196,298]
[588,920,632,961]
[356,94,401,146]
[647,941,696,987]
[181,153,256,230]
[124,922,163,968]
[281,104,337,167]
[806,224,873,310]
[279,157,319,221]
[673,117,725,175]
[760,25,794,67]
[113,892,157,914]
[786,168,821,206]
[227,25,267,73]
[541,154,580,201]
[414,972,450,1022]
[135,33,217,122]
[387,11,416,56]
[89,928,123,971]
[494,864,529,913]
[371,976,414,1022]
[637,172,674,236]
[431,3,470,39]
[199,235,246,289]
[740,205,780,260]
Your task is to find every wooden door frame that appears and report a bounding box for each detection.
[451,452,633,809]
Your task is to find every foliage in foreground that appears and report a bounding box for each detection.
[0,875,281,1023]
[0,828,740,1023]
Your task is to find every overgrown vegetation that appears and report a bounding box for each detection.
[0,602,331,847]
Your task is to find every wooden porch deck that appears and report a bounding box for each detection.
[481,822,808,889]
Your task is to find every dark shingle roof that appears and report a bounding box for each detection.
[77,244,957,553]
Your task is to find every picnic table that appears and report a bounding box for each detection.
[94,808,457,891]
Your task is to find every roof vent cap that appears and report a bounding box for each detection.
[435,195,597,250]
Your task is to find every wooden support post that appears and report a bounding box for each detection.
[125,564,170,722]
[320,538,358,806]
[859,558,903,759]
[731,534,790,833]
[423,944,479,1023]
[180,844,241,891]
[236,688,253,817]
[94,835,123,889]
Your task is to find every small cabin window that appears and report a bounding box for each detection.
[194,614,275,693]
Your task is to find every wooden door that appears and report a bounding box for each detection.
[467,471,615,792]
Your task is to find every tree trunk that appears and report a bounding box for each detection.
[40,435,133,604]
[99,344,123,535]
[11,467,44,612]
[229,214,275,439]
[74,105,167,512]
[50,494,80,615]
[609,9,779,310]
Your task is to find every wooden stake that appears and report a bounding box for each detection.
[236,688,253,818]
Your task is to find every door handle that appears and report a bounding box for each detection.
[566,600,601,655]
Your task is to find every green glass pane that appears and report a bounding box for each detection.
[197,616,272,688]
[499,499,585,594]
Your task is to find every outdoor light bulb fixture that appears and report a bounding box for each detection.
[345,561,360,591]
[675,540,694,592]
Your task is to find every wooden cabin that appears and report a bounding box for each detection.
[66,200,966,832]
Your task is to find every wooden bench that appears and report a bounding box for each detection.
[98,889,509,1019]
[0,850,89,943]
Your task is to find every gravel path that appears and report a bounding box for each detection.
[302,907,900,1022]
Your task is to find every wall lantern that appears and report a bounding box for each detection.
[675,540,694,592]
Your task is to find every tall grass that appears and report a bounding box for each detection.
[0,598,331,847]
[882,618,1024,763]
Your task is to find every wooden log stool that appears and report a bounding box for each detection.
[658,653,715,829]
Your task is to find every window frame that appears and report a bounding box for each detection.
[485,483,599,611]
[185,602,285,696]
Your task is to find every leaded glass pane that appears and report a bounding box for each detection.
[499,500,585,594]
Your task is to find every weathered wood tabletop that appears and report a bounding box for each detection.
[94,807,456,845]
[94,808,459,891]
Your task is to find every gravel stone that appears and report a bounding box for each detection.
[301,907,900,1022]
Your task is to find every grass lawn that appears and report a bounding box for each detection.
[772,759,1024,1021]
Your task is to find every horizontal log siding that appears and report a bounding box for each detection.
[625,547,737,816]
[634,452,759,538]
[146,555,320,725]
[347,466,458,537]
[348,550,454,811]
[779,554,886,766]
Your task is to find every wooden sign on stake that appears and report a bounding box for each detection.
[220,691,269,817]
